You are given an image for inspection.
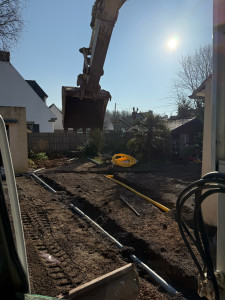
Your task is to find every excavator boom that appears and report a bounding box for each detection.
[62,0,126,131]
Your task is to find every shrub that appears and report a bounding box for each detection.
[29,150,48,161]
[127,113,170,161]
[85,129,103,157]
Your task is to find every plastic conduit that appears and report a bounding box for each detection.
[31,173,56,194]
[70,204,183,297]
[87,158,101,166]
[106,175,170,212]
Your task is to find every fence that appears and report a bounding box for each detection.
[27,131,132,153]
[27,132,87,152]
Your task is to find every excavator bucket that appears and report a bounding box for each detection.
[62,87,110,131]
[58,263,139,300]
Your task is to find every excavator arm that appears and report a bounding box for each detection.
[62,0,126,131]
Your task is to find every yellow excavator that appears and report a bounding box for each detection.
[62,0,126,132]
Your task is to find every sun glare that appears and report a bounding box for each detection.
[167,36,179,50]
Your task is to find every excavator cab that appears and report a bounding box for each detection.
[62,0,126,131]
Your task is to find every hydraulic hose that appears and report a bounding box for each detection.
[70,204,182,297]
[176,172,225,300]
[106,175,170,212]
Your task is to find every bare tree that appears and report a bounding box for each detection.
[104,110,132,131]
[0,0,25,50]
[173,44,212,119]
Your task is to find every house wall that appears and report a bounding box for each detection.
[202,79,213,176]
[0,107,28,174]
[0,61,55,132]
[170,118,203,157]
[50,105,64,130]
[201,78,218,227]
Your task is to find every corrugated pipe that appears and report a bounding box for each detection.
[31,173,56,194]
[70,204,183,297]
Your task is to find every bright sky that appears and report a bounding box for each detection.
[10,0,212,116]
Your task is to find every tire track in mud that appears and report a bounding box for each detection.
[39,173,201,299]
[20,200,78,292]
[17,176,130,298]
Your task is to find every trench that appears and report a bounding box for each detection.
[38,173,200,299]
[113,174,195,228]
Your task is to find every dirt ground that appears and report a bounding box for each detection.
[11,156,204,299]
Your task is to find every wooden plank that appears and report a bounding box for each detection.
[58,264,139,300]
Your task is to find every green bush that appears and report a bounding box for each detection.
[28,150,48,161]
[85,129,103,157]
[127,113,170,161]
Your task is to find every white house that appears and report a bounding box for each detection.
[0,51,56,133]
[49,103,64,130]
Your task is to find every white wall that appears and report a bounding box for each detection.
[201,78,218,227]
[50,104,64,130]
[0,106,28,173]
[0,61,56,132]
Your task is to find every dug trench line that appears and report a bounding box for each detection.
[70,204,183,298]
[30,174,182,297]
[37,173,200,299]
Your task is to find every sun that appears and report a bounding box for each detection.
[167,36,179,50]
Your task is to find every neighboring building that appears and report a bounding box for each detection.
[0,106,28,174]
[167,117,203,157]
[26,80,48,103]
[0,51,56,132]
[49,104,64,130]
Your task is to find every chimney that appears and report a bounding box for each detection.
[0,51,10,62]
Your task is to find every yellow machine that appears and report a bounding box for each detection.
[62,0,126,132]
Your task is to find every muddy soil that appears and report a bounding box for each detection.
[12,158,203,299]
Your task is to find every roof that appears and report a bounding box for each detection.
[26,80,48,101]
[167,117,203,135]
[167,118,195,131]
[4,118,18,123]
[49,103,62,113]
[189,74,212,99]
[0,59,56,132]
